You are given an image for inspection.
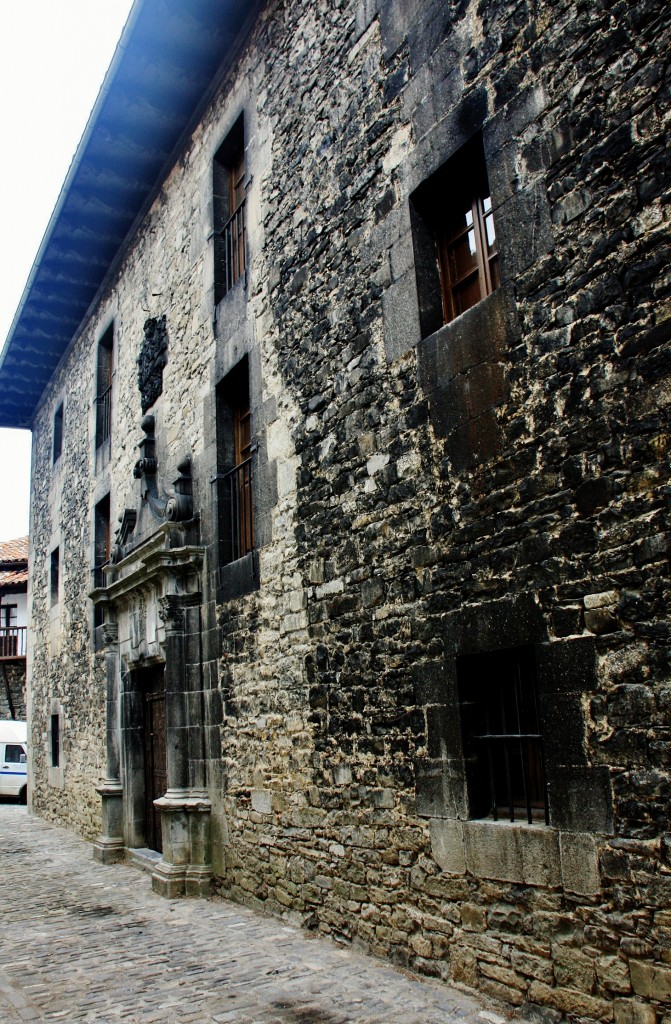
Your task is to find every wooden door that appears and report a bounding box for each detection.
[142,666,167,853]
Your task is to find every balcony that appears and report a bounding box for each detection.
[0,626,27,659]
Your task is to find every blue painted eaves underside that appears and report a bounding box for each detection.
[0,0,253,428]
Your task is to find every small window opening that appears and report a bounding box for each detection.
[213,115,246,303]
[0,604,18,658]
[410,133,499,338]
[95,325,114,453]
[93,495,111,630]
[53,403,64,464]
[215,357,254,565]
[51,713,60,768]
[50,548,60,607]
[1,604,17,628]
[457,645,548,825]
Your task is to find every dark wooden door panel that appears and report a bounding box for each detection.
[142,667,166,853]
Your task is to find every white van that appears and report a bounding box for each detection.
[0,720,27,803]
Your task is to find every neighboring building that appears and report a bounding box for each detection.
[0,537,28,721]
[0,0,669,1020]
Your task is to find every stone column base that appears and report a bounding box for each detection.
[151,859,189,898]
[186,864,214,897]
[93,779,124,864]
[93,835,126,864]
[151,791,212,897]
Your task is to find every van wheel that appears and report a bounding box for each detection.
[19,786,27,805]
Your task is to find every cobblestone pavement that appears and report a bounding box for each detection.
[0,805,517,1024]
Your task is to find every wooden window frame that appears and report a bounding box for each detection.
[95,325,114,453]
[93,494,111,632]
[215,357,255,566]
[213,116,247,304]
[437,194,499,324]
[410,133,500,337]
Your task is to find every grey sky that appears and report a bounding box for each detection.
[0,0,134,541]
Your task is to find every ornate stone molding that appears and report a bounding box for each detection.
[158,592,202,634]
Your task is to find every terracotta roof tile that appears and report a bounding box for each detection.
[0,537,28,564]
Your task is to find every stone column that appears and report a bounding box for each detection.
[159,594,190,794]
[93,623,124,863]
[151,593,211,897]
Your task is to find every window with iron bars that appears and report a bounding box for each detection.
[213,115,246,304]
[457,645,548,825]
[215,357,255,566]
[93,494,110,632]
[95,324,114,453]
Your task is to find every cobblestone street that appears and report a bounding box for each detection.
[0,806,516,1024]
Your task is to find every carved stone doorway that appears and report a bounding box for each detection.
[140,665,166,853]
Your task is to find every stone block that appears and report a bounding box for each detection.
[597,956,633,995]
[614,1000,658,1024]
[463,821,560,887]
[536,637,597,694]
[251,790,272,815]
[511,949,554,984]
[528,981,614,1021]
[495,181,555,280]
[451,944,478,988]
[415,758,467,820]
[547,766,614,835]
[445,594,546,657]
[560,832,601,895]
[630,961,671,1002]
[460,903,486,932]
[429,817,465,875]
[382,269,421,362]
[417,285,518,390]
[540,692,588,766]
[553,944,597,993]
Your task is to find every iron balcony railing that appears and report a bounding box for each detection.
[220,456,254,562]
[0,626,27,659]
[216,200,247,298]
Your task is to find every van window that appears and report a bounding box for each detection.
[4,744,25,763]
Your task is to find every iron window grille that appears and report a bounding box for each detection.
[213,116,246,304]
[219,456,254,562]
[95,325,114,452]
[214,356,255,567]
[457,645,549,825]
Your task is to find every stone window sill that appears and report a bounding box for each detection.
[429,817,600,896]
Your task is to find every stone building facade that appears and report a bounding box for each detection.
[0,0,669,1020]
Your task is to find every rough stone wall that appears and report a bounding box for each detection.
[212,0,671,1020]
[0,662,26,721]
[26,0,670,1019]
[29,339,107,836]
